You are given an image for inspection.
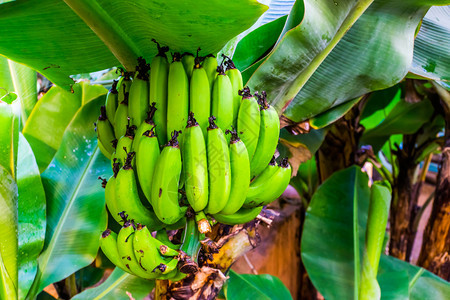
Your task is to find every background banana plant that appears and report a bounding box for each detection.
[0,0,449,299]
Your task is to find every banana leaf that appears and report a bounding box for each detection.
[22,82,107,172]
[410,6,450,82]
[27,95,111,297]
[72,268,154,300]
[225,270,292,300]
[301,165,450,299]
[246,0,450,122]
[17,134,46,300]
[0,0,266,89]
[0,164,18,300]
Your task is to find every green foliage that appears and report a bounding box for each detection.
[72,268,154,300]
[225,270,292,300]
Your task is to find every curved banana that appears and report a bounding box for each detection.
[133,224,179,276]
[237,87,260,160]
[97,138,112,160]
[205,117,231,214]
[189,54,210,137]
[150,40,170,146]
[181,52,195,79]
[250,91,280,178]
[117,72,132,105]
[151,131,187,224]
[100,229,130,273]
[244,158,291,208]
[245,157,277,202]
[136,127,160,204]
[132,102,156,153]
[167,52,189,143]
[96,106,116,155]
[114,94,129,140]
[115,122,136,168]
[219,129,250,215]
[222,55,243,128]
[213,206,263,225]
[105,79,119,126]
[156,230,181,250]
[183,112,208,212]
[117,222,156,279]
[115,152,164,230]
[128,57,150,127]
[211,65,233,133]
[202,54,218,89]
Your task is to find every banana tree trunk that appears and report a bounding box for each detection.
[417,98,450,280]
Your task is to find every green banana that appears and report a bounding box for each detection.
[97,138,112,160]
[151,131,187,225]
[117,222,156,279]
[183,112,208,213]
[136,127,160,204]
[117,72,132,106]
[211,65,234,132]
[150,40,170,146]
[102,166,124,225]
[189,54,211,137]
[128,57,150,127]
[115,122,136,168]
[245,157,277,202]
[222,54,243,128]
[213,206,263,225]
[181,52,195,79]
[133,224,179,276]
[105,79,119,126]
[132,102,156,153]
[219,129,250,215]
[205,117,231,214]
[250,91,280,178]
[96,106,116,155]
[100,229,130,273]
[114,94,129,140]
[202,54,218,89]
[237,87,260,161]
[156,230,181,250]
[244,158,291,208]
[115,152,164,230]
[167,52,189,143]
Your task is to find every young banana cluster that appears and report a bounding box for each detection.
[95,41,292,233]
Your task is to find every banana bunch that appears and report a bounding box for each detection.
[95,42,292,233]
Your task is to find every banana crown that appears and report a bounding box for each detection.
[109,79,119,94]
[256,91,270,110]
[186,112,199,128]
[135,57,150,80]
[167,130,182,147]
[238,86,253,100]
[152,38,169,58]
[98,105,108,121]
[207,116,218,130]
[225,127,240,144]
[123,151,136,170]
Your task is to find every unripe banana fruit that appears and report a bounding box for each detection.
[128,57,150,127]
[211,65,233,133]
[237,87,260,161]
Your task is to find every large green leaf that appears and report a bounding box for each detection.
[16,134,46,300]
[379,255,450,300]
[22,82,107,172]
[225,270,292,300]
[410,6,450,81]
[8,60,37,126]
[0,56,14,98]
[0,100,19,178]
[301,166,370,300]
[247,0,449,122]
[360,98,434,152]
[0,0,266,88]
[72,268,154,300]
[27,96,111,297]
[0,164,18,300]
